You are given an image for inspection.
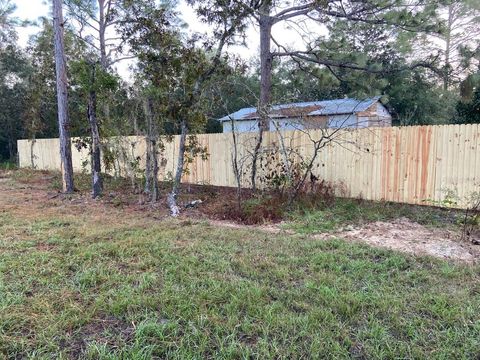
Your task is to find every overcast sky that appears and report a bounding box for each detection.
[13,0,49,46]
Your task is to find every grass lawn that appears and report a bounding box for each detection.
[0,172,479,359]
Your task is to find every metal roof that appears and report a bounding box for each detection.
[218,97,381,122]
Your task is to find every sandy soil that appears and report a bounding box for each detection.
[318,217,479,263]
[207,219,288,234]
[209,217,479,263]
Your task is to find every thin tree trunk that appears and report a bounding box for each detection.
[168,119,187,217]
[144,135,152,195]
[273,121,292,191]
[30,137,36,169]
[97,0,113,128]
[132,111,139,135]
[72,1,108,195]
[251,130,263,191]
[8,137,14,162]
[98,0,108,69]
[287,136,326,206]
[151,135,159,202]
[251,3,273,191]
[259,9,273,132]
[53,0,74,193]
[129,142,137,190]
[443,4,453,91]
[143,97,158,201]
[87,65,102,198]
[231,117,242,208]
[29,119,37,169]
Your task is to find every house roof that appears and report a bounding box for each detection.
[218,97,382,122]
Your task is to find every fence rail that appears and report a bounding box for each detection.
[17,124,480,208]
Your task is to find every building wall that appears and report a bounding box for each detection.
[270,118,305,131]
[223,119,259,133]
[376,103,393,126]
[357,103,392,127]
[327,114,359,128]
[303,116,328,129]
[223,118,306,133]
[222,101,392,132]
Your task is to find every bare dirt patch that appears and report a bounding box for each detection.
[67,315,135,358]
[326,217,479,263]
[207,219,293,234]
[209,217,479,263]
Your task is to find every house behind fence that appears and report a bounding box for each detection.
[219,97,392,133]
[17,124,480,209]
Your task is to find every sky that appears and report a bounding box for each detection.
[12,0,326,80]
[13,0,50,47]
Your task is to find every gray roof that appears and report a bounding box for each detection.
[218,97,382,122]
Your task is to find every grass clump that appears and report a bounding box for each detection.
[286,198,459,234]
[0,161,16,170]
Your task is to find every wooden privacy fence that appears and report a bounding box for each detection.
[17,124,480,208]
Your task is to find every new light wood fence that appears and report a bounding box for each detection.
[17,124,480,208]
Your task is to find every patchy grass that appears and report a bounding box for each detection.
[0,161,16,171]
[286,198,460,234]
[0,171,479,359]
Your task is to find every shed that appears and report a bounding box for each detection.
[219,97,392,133]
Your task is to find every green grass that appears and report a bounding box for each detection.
[0,205,479,359]
[0,161,16,170]
[286,198,460,234]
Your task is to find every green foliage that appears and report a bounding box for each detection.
[271,59,344,103]
[206,65,259,128]
[456,87,480,124]
[27,17,87,135]
[0,0,18,45]
[0,47,27,159]
[386,70,459,125]
[122,0,240,137]
[0,160,15,170]
[306,16,458,124]
[71,60,118,95]
[69,58,121,143]
[205,8,461,126]
[1,0,479,163]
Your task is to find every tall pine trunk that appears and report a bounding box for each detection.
[251,3,273,191]
[443,4,453,91]
[143,98,159,201]
[87,63,102,198]
[167,119,187,217]
[53,0,74,193]
[30,131,36,169]
[144,137,152,195]
[98,0,108,69]
[85,0,108,197]
[230,117,242,209]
